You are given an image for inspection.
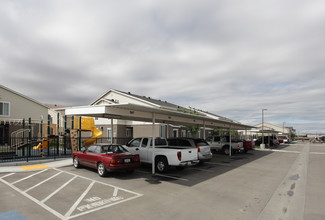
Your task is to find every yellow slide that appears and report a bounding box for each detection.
[74,117,102,147]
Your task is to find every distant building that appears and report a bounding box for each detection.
[0,85,57,146]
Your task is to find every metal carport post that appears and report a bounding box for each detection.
[152,113,156,175]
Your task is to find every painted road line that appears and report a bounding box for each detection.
[154,173,189,181]
[0,173,15,179]
[11,169,48,185]
[20,164,49,170]
[64,181,96,218]
[135,169,189,181]
[205,162,233,167]
[0,176,65,219]
[189,167,214,172]
[41,175,77,203]
[2,169,143,220]
[24,171,63,193]
[310,152,325,155]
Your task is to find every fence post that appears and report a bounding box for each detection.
[27,117,31,162]
[78,117,82,151]
[22,118,25,156]
[64,115,67,155]
[47,114,50,157]
[40,118,43,156]
[57,112,59,155]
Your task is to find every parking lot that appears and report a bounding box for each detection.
[0,141,324,220]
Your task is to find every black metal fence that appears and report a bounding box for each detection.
[0,136,71,163]
[0,136,133,163]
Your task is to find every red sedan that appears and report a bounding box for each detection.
[72,144,140,177]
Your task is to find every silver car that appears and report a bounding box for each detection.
[167,138,212,162]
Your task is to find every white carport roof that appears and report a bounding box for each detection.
[65,103,254,130]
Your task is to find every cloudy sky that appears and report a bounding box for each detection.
[1,0,325,134]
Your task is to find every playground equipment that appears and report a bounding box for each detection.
[32,138,52,150]
[73,117,102,147]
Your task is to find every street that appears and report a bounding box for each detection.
[0,141,324,220]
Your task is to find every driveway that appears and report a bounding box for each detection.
[0,141,324,220]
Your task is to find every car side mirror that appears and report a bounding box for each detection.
[81,147,86,153]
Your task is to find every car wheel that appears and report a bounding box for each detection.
[155,157,169,173]
[73,156,80,168]
[97,162,107,177]
[223,146,230,155]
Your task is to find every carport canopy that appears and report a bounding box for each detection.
[65,103,254,174]
[65,103,254,130]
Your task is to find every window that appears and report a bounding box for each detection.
[126,127,133,137]
[107,128,112,139]
[142,138,148,147]
[86,145,97,153]
[173,129,178,138]
[0,102,9,117]
[127,138,141,147]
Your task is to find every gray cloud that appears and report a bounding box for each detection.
[1,0,325,134]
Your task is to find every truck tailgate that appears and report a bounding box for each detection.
[180,148,198,161]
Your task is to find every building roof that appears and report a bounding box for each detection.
[0,84,49,109]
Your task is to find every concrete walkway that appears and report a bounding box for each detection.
[0,158,72,173]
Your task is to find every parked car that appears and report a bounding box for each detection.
[167,138,212,162]
[124,137,199,173]
[255,136,279,147]
[206,136,244,155]
[242,140,255,153]
[72,144,140,177]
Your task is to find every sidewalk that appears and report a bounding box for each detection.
[0,158,72,173]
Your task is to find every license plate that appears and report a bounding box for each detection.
[124,159,131,163]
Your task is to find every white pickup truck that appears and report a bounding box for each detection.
[206,136,244,155]
[124,137,199,172]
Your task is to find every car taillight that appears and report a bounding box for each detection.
[177,151,182,161]
[238,144,240,148]
[134,155,140,162]
[111,158,122,164]
[196,146,200,152]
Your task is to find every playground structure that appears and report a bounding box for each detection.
[69,116,103,153]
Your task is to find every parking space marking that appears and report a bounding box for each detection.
[65,181,95,218]
[154,173,189,181]
[0,173,15,179]
[188,167,214,172]
[206,162,233,167]
[0,168,143,220]
[310,152,325,155]
[25,171,63,193]
[41,176,77,203]
[11,169,48,185]
[135,169,189,181]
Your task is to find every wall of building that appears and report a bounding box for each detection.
[0,87,48,122]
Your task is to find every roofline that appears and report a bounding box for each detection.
[0,84,49,109]
[90,89,161,108]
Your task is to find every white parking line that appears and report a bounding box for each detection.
[1,168,143,220]
[11,169,48,185]
[136,169,189,181]
[0,173,15,179]
[189,167,215,172]
[65,181,95,218]
[310,152,325,155]
[205,162,232,167]
[25,171,63,193]
[154,173,189,181]
[42,176,77,203]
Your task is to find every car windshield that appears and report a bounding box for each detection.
[102,145,128,153]
[194,139,209,146]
